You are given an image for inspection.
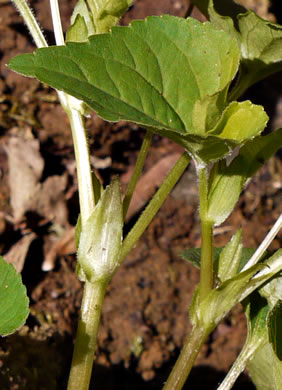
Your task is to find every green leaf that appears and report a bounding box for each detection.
[209,100,267,142]
[181,246,255,273]
[238,11,282,89]
[78,177,123,283]
[244,293,270,340]
[217,293,270,389]
[248,343,282,390]
[192,4,282,98]
[268,301,282,361]
[8,16,239,133]
[207,128,282,225]
[181,247,222,269]
[0,256,29,336]
[191,0,245,27]
[9,16,246,163]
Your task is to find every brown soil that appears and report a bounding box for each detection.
[0,1,281,389]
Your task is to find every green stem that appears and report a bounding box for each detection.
[163,326,208,390]
[11,0,47,48]
[198,167,214,302]
[123,130,152,220]
[67,280,108,390]
[50,0,65,45]
[217,337,263,390]
[119,152,191,264]
[242,213,282,271]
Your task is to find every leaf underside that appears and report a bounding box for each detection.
[0,256,29,336]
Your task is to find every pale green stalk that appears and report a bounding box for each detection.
[47,3,107,389]
[11,2,99,389]
[119,152,191,263]
[198,166,214,302]
[50,0,65,45]
[217,340,262,390]
[11,0,47,48]
[48,0,95,224]
[242,213,282,271]
[162,165,215,390]
[123,130,152,219]
[67,281,108,390]
[163,326,208,390]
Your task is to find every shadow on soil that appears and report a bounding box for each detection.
[0,331,256,390]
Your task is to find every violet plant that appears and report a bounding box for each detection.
[4,0,282,389]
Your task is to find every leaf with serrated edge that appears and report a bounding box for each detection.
[238,11,282,88]
[9,16,250,161]
[207,128,282,225]
[8,16,239,133]
[181,247,222,269]
[191,0,245,26]
[0,256,29,336]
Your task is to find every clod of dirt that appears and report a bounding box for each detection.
[6,136,44,222]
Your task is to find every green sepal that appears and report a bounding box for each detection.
[190,264,263,331]
[207,128,282,225]
[88,0,133,34]
[68,0,95,38]
[218,229,242,282]
[0,256,29,336]
[66,14,90,43]
[190,248,282,331]
[77,177,123,283]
